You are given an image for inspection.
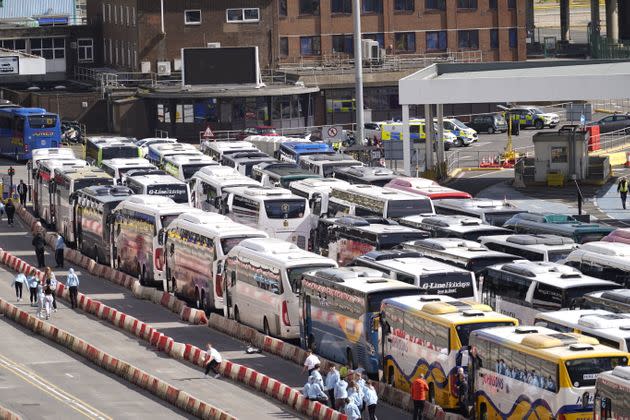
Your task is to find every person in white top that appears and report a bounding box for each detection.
[204,343,222,379]
[302,349,321,376]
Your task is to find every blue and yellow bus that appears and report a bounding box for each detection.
[299,267,419,378]
[0,107,61,160]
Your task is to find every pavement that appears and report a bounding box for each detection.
[0,318,194,420]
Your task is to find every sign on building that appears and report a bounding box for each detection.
[0,56,19,75]
[322,125,343,142]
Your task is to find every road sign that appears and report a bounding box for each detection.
[580,114,586,126]
[203,126,214,139]
[323,125,343,142]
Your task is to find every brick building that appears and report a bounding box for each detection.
[278,0,526,63]
[87,0,276,72]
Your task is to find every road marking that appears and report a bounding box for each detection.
[0,353,111,420]
[465,170,513,179]
[65,373,74,378]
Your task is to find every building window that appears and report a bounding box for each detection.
[490,29,499,49]
[279,0,287,16]
[78,38,94,63]
[120,5,124,24]
[299,0,320,15]
[132,7,136,26]
[332,0,352,13]
[394,0,414,11]
[332,35,354,55]
[300,36,321,55]
[184,10,202,25]
[126,6,130,25]
[458,30,479,49]
[30,38,64,60]
[134,47,137,69]
[115,40,118,64]
[0,39,26,52]
[113,3,117,24]
[395,32,415,52]
[107,4,111,23]
[226,8,260,23]
[127,44,131,68]
[425,0,446,10]
[109,38,112,63]
[426,31,447,51]
[551,146,568,163]
[508,0,516,9]
[489,0,497,8]
[103,39,107,62]
[362,0,383,13]
[280,37,288,57]
[364,33,384,47]
[457,0,477,9]
[102,3,106,22]
[509,28,517,48]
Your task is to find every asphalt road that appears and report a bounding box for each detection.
[0,316,194,420]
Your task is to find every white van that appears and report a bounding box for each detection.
[164,212,268,311]
[224,238,337,338]
[192,165,261,212]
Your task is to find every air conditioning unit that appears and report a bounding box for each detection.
[141,61,151,74]
[361,39,384,64]
[173,58,182,71]
[207,42,221,48]
[157,61,171,76]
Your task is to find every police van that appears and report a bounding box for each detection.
[380,121,456,150]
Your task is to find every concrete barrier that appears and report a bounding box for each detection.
[0,296,234,420]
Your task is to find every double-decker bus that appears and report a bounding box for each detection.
[73,185,134,264]
[224,238,337,339]
[470,326,629,420]
[380,295,517,408]
[164,212,268,311]
[111,195,199,288]
[34,158,87,222]
[300,268,419,378]
[0,107,61,160]
[594,366,630,419]
[53,167,113,243]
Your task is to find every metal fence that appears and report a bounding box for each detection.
[589,32,630,59]
[596,127,630,151]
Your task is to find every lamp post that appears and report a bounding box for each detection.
[352,0,365,146]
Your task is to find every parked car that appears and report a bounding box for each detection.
[467,113,508,134]
[510,106,559,129]
[593,114,630,134]
[237,126,278,140]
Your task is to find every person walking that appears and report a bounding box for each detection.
[411,376,429,420]
[456,367,469,418]
[0,199,5,222]
[44,268,57,312]
[203,343,222,378]
[66,268,79,309]
[334,371,349,410]
[12,272,26,301]
[55,235,65,268]
[32,232,46,268]
[619,177,629,210]
[343,397,361,420]
[27,269,39,306]
[347,380,364,416]
[302,349,321,376]
[324,365,340,406]
[5,199,15,225]
[36,278,45,318]
[43,283,54,320]
[363,381,378,420]
[17,180,27,207]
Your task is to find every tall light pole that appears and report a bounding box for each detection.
[352,0,365,145]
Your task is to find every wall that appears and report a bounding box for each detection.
[30,91,103,121]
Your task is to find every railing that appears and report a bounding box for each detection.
[589,31,630,59]
[596,127,630,152]
[591,98,630,114]
[73,66,158,91]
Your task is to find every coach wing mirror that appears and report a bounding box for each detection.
[158,228,165,245]
[372,315,380,331]
[309,193,322,209]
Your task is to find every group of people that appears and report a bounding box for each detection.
[31,230,66,269]
[302,350,379,420]
[12,266,80,319]
[0,180,28,225]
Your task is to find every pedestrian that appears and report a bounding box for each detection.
[619,177,629,210]
[203,343,222,379]
[411,376,429,420]
[347,380,363,415]
[311,364,325,389]
[11,271,26,301]
[0,199,5,222]
[36,278,45,318]
[305,375,329,404]
[17,180,27,206]
[468,346,482,404]
[324,365,340,406]
[343,397,361,420]
[456,367,469,418]
[55,234,65,268]
[44,267,57,312]
[43,283,54,320]
[32,231,46,268]
[5,199,15,225]
[363,381,378,420]
[354,368,367,413]
[66,268,79,309]
[302,349,321,376]
[27,269,39,306]
[334,370,349,410]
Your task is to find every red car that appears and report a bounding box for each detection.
[236,126,277,141]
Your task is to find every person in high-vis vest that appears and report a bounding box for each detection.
[618,177,629,209]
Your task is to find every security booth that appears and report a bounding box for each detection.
[515,125,610,187]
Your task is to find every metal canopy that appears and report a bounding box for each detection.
[399,60,630,105]
[397,60,630,177]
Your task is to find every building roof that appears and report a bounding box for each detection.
[0,0,76,20]
[138,83,319,99]
[399,60,630,105]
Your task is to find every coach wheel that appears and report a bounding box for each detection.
[387,367,394,385]
[115,257,121,270]
[263,317,271,337]
[487,127,495,134]
[234,306,241,323]
[195,288,202,310]
[480,403,488,420]
[535,120,544,130]
[93,246,100,265]
[346,348,357,370]
[139,265,146,286]
[428,383,436,404]
[455,138,464,147]
[200,290,207,314]
[307,334,315,351]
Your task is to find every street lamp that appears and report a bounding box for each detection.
[352,0,365,146]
